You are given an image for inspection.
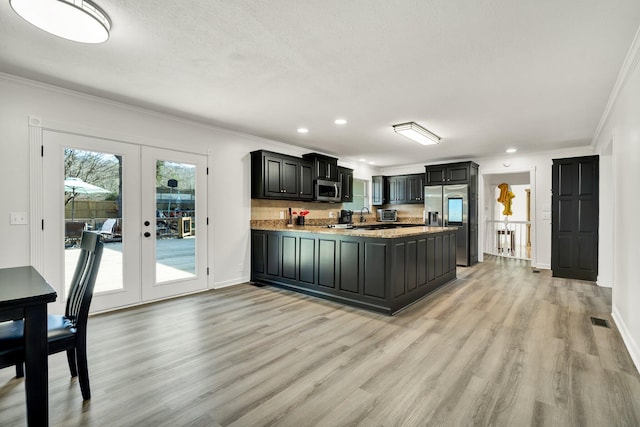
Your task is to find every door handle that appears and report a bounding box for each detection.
[144,232,151,237]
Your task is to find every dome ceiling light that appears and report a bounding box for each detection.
[10,0,111,44]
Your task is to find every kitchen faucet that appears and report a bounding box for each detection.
[359,207,370,222]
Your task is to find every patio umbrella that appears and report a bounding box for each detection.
[64,177,110,221]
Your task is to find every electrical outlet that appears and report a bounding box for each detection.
[10,212,28,225]
[329,211,335,218]
[279,211,285,219]
[237,263,243,272]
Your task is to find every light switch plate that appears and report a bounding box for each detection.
[10,212,28,225]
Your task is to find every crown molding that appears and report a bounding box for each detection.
[591,24,640,147]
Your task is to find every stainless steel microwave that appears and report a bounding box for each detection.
[315,179,342,202]
[378,209,398,222]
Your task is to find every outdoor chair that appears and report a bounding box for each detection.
[0,231,104,400]
[97,218,120,241]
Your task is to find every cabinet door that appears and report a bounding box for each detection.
[281,158,299,199]
[407,174,424,203]
[426,166,446,184]
[264,155,285,198]
[317,159,338,181]
[388,176,407,203]
[446,164,470,183]
[338,167,353,202]
[372,176,386,206]
[299,161,314,200]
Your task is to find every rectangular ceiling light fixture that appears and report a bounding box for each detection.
[392,122,441,145]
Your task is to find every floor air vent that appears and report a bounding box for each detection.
[590,317,610,328]
[532,270,540,274]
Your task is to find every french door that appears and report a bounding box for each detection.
[42,130,208,312]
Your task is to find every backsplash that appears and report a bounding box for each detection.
[251,200,425,223]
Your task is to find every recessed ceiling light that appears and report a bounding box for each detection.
[506,148,517,153]
[334,119,347,125]
[10,0,111,44]
[359,158,366,162]
[368,161,376,165]
[297,128,309,134]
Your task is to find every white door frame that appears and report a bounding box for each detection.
[28,116,211,314]
[478,166,537,268]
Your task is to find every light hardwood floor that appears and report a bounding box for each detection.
[1,256,639,426]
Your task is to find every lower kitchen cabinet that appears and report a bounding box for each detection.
[251,228,457,315]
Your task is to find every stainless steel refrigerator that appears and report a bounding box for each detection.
[424,184,472,266]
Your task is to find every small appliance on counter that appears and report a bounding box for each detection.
[377,209,398,222]
[338,210,353,224]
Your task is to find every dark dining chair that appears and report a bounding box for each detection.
[0,231,103,400]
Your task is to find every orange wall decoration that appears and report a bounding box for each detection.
[497,183,515,216]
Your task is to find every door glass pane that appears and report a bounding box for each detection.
[155,160,196,283]
[64,148,123,293]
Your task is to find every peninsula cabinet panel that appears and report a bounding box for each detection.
[364,242,387,299]
[339,241,360,294]
[392,242,406,297]
[443,234,450,276]
[427,236,436,282]
[417,238,427,287]
[434,235,443,278]
[281,236,297,280]
[449,233,457,272]
[318,239,337,288]
[299,237,316,284]
[406,240,418,292]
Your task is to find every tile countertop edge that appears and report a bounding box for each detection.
[250,224,458,238]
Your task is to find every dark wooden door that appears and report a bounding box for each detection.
[551,155,599,281]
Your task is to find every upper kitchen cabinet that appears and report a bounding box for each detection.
[298,160,314,200]
[337,166,353,203]
[425,162,479,185]
[251,150,312,200]
[302,153,339,181]
[386,173,424,204]
[372,175,387,206]
[406,173,425,202]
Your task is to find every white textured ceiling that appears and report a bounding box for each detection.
[1,1,639,166]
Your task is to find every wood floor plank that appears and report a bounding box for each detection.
[1,255,639,426]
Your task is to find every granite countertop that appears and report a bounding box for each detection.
[251,223,457,238]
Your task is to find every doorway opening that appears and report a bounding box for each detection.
[483,171,532,261]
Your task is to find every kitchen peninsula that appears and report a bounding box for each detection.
[251,224,457,315]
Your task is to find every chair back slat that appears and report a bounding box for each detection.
[65,232,104,324]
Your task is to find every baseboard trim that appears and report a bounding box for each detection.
[213,276,249,289]
[612,307,640,374]
[535,263,551,270]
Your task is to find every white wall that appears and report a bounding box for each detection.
[0,73,378,291]
[383,146,593,269]
[592,27,640,371]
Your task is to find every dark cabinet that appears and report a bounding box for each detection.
[407,174,424,202]
[372,175,387,206]
[251,150,313,201]
[299,160,314,200]
[250,229,457,315]
[302,153,339,181]
[338,166,353,202]
[387,173,424,204]
[387,176,407,203]
[426,162,476,185]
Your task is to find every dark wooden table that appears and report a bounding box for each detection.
[0,266,57,426]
